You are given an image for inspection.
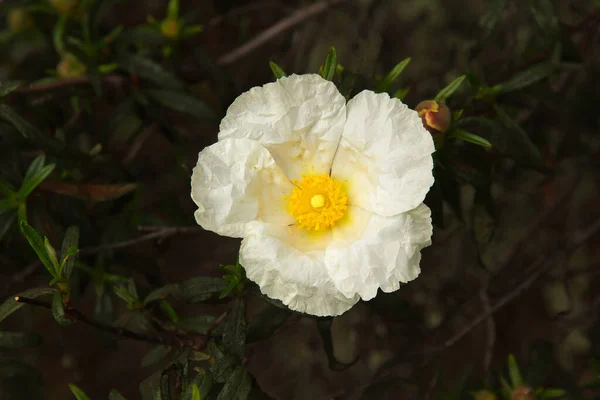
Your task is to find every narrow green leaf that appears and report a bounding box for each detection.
[141,345,171,368]
[479,0,509,39]
[0,81,22,97]
[222,297,246,359]
[216,366,251,400]
[179,277,228,303]
[108,389,128,400]
[0,331,42,349]
[376,57,411,93]
[246,304,290,343]
[508,354,524,387]
[60,226,79,281]
[44,237,60,276]
[490,62,556,94]
[53,14,68,55]
[450,128,492,148]
[321,47,337,81]
[317,318,359,371]
[51,292,73,326]
[0,288,57,324]
[69,384,91,400]
[269,61,287,79]
[146,89,215,120]
[540,388,566,398]
[159,300,179,323]
[434,75,466,102]
[0,105,65,154]
[144,284,181,305]
[118,54,184,90]
[181,370,213,400]
[181,25,203,38]
[393,87,410,100]
[209,354,236,383]
[19,163,54,199]
[493,104,544,168]
[166,0,179,19]
[19,221,58,278]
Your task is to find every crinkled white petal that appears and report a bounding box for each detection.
[324,204,433,300]
[240,222,359,317]
[191,138,295,238]
[331,91,435,216]
[219,74,346,181]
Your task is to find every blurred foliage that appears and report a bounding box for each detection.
[0,0,599,399]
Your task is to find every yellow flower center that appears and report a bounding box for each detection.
[284,174,347,231]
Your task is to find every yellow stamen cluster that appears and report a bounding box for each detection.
[284,174,347,231]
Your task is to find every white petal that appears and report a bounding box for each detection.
[331,91,435,216]
[219,74,346,181]
[191,138,295,238]
[324,204,432,300]
[240,222,359,317]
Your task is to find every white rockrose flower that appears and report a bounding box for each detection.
[191,74,435,316]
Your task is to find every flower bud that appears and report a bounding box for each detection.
[160,18,181,39]
[472,390,496,400]
[511,386,535,400]
[49,0,78,14]
[57,54,86,78]
[7,8,34,34]
[415,100,451,143]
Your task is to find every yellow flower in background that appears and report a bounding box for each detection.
[191,74,435,316]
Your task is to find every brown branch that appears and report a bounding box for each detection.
[15,296,208,350]
[208,2,294,28]
[206,309,231,337]
[217,0,351,66]
[13,75,127,94]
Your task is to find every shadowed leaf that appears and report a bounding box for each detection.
[216,366,251,400]
[0,288,57,324]
[0,331,42,349]
[222,297,246,359]
[141,345,171,368]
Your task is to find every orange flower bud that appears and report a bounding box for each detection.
[160,18,181,39]
[472,390,497,400]
[415,100,451,134]
[511,386,535,400]
[57,54,86,79]
[49,0,78,14]
[7,8,33,34]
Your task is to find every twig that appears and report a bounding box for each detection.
[479,278,495,380]
[217,0,351,66]
[208,2,294,28]
[15,296,207,350]
[206,309,231,337]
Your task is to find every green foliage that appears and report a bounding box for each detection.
[69,384,92,400]
[320,47,338,81]
[434,75,466,102]
[269,61,287,79]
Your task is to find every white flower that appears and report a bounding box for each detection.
[191,74,435,316]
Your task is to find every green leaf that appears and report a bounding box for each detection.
[51,293,73,326]
[450,128,492,148]
[0,105,65,154]
[246,304,290,343]
[19,155,56,199]
[393,87,410,100]
[108,389,128,400]
[434,75,466,102]
[375,57,411,93]
[44,237,59,275]
[176,315,217,335]
[166,0,179,19]
[19,221,58,278]
[53,14,68,55]
[0,331,42,349]
[508,354,524,388]
[144,284,181,305]
[118,54,184,90]
[210,354,236,383]
[222,297,246,359]
[145,89,215,120]
[141,345,171,368]
[317,318,359,371]
[60,226,79,281]
[490,62,556,94]
[321,47,337,81]
[0,288,57,324]
[493,105,544,168]
[181,370,213,400]
[539,388,566,398]
[216,366,251,400]
[69,384,91,400]
[0,81,22,97]
[159,300,179,323]
[479,0,509,40]
[179,277,228,303]
[269,61,287,79]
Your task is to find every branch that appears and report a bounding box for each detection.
[15,296,208,350]
[208,2,294,28]
[217,0,351,66]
